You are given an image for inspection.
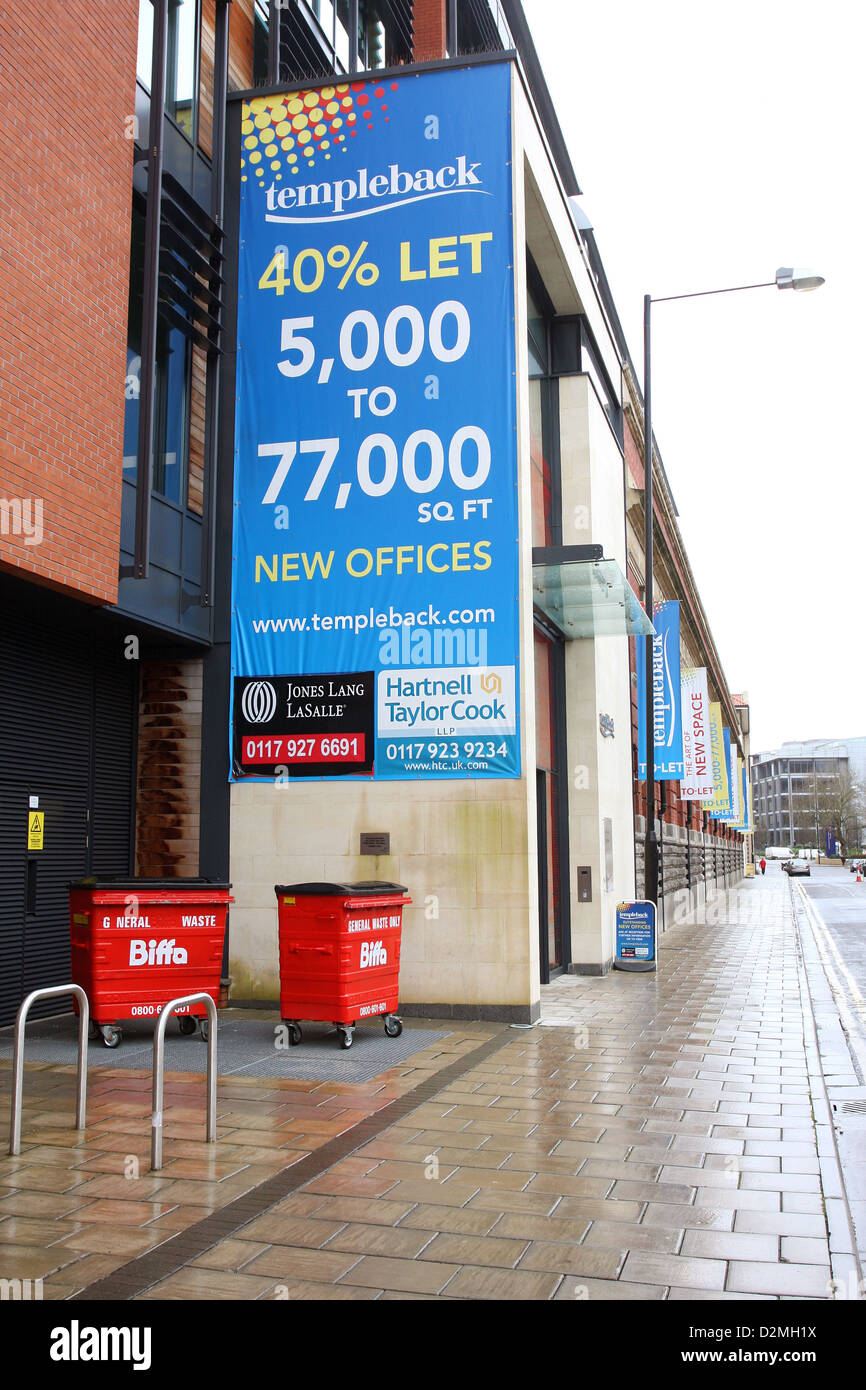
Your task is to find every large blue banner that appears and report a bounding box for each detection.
[231,64,519,781]
[740,762,751,831]
[636,600,684,780]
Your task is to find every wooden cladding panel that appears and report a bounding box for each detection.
[187,340,207,515]
[199,0,216,159]
[135,660,203,877]
[229,0,255,92]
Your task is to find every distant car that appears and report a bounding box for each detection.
[851,861,865,874]
[787,859,811,876]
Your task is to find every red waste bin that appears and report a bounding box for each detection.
[275,881,411,1049]
[69,879,232,1047]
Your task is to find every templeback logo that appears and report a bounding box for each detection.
[242,78,490,224]
[651,627,677,747]
[263,156,487,223]
[359,940,387,968]
[241,680,277,724]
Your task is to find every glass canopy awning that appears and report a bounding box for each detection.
[532,546,655,640]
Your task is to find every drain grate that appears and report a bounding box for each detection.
[838,1100,866,1115]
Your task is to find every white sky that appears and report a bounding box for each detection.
[521,0,865,753]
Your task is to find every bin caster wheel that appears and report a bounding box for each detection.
[200,1019,209,1042]
[178,1016,197,1036]
[101,1025,121,1049]
[88,1021,99,1042]
[338,1027,354,1050]
[383,1015,403,1038]
[288,1023,302,1047]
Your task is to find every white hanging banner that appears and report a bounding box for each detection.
[680,666,715,799]
[729,744,741,824]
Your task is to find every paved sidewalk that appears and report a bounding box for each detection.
[791,876,866,1277]
[0,1023,498,1298]
[1,872,863,1300]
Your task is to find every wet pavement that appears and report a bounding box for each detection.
[0,1012,451,1084]
[800,867,866,1060]
[795,868,866,1276]
[1,871,864,1300]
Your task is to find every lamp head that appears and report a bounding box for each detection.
[776,267,825,292]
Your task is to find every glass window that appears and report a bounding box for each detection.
[335,0,350,68]
[534,629,562,973]
[123,335,190,507]
[527,289,547,378]
[153,325,189,504]
[137,0,154,85]
[580,322,621,442]
[359,0,386,69]
[252,3,268,85]
[309,0,351,65]
[529,378,551,547]
[123,207,146,477]
[123,349,141,474]
[137,0,199,142]
[123,203,191,507]
[167,0,198,137]
[526,284,553,547]
[311,0,334,50]
[581,338,611,413]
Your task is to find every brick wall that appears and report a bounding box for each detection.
[0,2,138,604]
[413,0,447,60]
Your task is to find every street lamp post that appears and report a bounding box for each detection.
[642,267,824,910]
[643,294,658,911]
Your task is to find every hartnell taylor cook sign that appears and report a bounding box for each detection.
[230,64,519,781]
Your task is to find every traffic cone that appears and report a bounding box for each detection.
[858,871,862,883]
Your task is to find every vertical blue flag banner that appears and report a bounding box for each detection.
[231,65,519,781]
[636,599,684,780]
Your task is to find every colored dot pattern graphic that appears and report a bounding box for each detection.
[240,79,400,183]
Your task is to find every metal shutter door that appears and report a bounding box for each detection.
[0,608,136,1024]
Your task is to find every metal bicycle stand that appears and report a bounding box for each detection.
[10,984,89,1156]
[151,993,218,1171]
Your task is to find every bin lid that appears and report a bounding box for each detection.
[69,877,232,890]
[275,881,408,897]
